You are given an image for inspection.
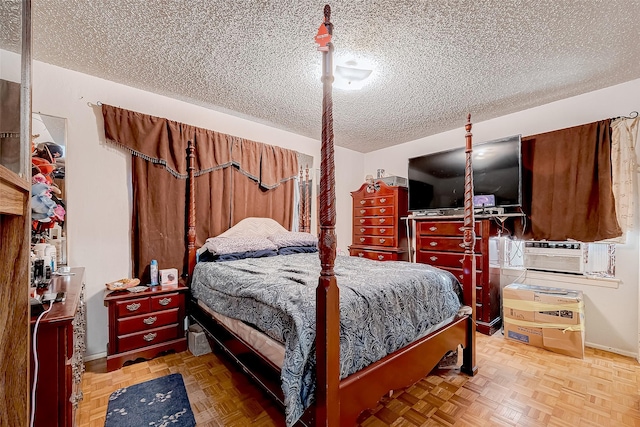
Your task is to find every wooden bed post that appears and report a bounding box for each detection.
[315,5,340,426]
[186,140,197,283]
[461,114,478,376]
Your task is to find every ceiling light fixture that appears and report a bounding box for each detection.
[333,59,374,91]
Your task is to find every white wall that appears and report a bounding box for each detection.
[19,53,364,357]
[364,78,640,357]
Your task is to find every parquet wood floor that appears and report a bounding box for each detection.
[77,331,640,426]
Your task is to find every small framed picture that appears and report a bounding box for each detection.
[160,268,178,286]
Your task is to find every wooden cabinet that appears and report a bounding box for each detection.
[104,285,188,371]
[30,267,86,427]
[414,218,501,335]
[349,181,409,261]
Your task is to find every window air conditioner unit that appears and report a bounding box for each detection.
[523,241,584,274]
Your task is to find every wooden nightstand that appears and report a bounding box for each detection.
[104,284,188,371]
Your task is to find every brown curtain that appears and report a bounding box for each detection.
[519,119,621,242]
[103,105,299,280]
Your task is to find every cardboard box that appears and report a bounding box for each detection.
[502,283,584,358]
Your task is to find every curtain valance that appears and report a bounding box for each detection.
[102,104,298,188]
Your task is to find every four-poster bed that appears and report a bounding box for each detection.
[185,6,477,426]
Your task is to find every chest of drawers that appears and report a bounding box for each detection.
[414,218,501,335]
[349,181,409,261]
[104,285,188,371]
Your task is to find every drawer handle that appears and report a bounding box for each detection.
[379,238,386,243]
[159,297,172,306]
[360,219,365,224]
[358,252,364,257]
[379,208,386,213]
[429,241,438,247]
[379,228,386,233]
[430,256,438,262]
[459,258,464,264]
[378,255,384,260]
[360,200,366,205]
[360,209,366,214]
[143,332,157,342]
[458,226,465,232]
[360,237,366,242]
[429,226,437,232]
[379,218,386,223]
[143,316,157,325]
[126,303,141,312]
[380,198,386,203]
[459,242,465,248]
[360,228,366,232]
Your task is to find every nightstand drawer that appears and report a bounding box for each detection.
[118,324,179,353]
[151,293,181,311]
[116,297,150,318]
[117,308,179,335]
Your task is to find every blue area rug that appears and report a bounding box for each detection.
[105,373,196,427]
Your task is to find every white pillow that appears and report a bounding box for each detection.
[218,217,288,238]
[204,236,277,255]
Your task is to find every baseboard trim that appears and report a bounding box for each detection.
[84,351,107,362]
[585,342,637,359]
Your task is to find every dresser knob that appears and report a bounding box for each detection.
[143,316,157,325]
[358,253,364,257]
[459,258,464,264]
[143,332,157,342]
[360,219,365,223]
[430,256,438,262]
[379,218,386,223]
[126,302,141,312]
[429,241,438,247]
[379,238,386,243]
[159,297,172,306]
[458,226,465,232]
[378,255,384,260]
[360,238,365,242]
[380,198,386,203]
[360,209,366,214]
[379,228,386,233]
[360,228,365,233]
[459,243,465,248]
[379,208,386,213]
[429,226,437,232]
[360,200,366,205]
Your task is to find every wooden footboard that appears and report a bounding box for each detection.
[337,315,469,425]
[189,295,473,427]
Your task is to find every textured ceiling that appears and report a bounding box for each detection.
[2,1,640,153]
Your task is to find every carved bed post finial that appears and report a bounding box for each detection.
[315,4,340,425]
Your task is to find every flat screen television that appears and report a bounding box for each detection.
[408,135,522,213]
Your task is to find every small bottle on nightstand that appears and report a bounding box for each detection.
[150,259,159,286]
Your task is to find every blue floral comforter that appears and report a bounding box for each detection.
[190,253,462,426]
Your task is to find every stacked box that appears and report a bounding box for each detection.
[502,283,584,358]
